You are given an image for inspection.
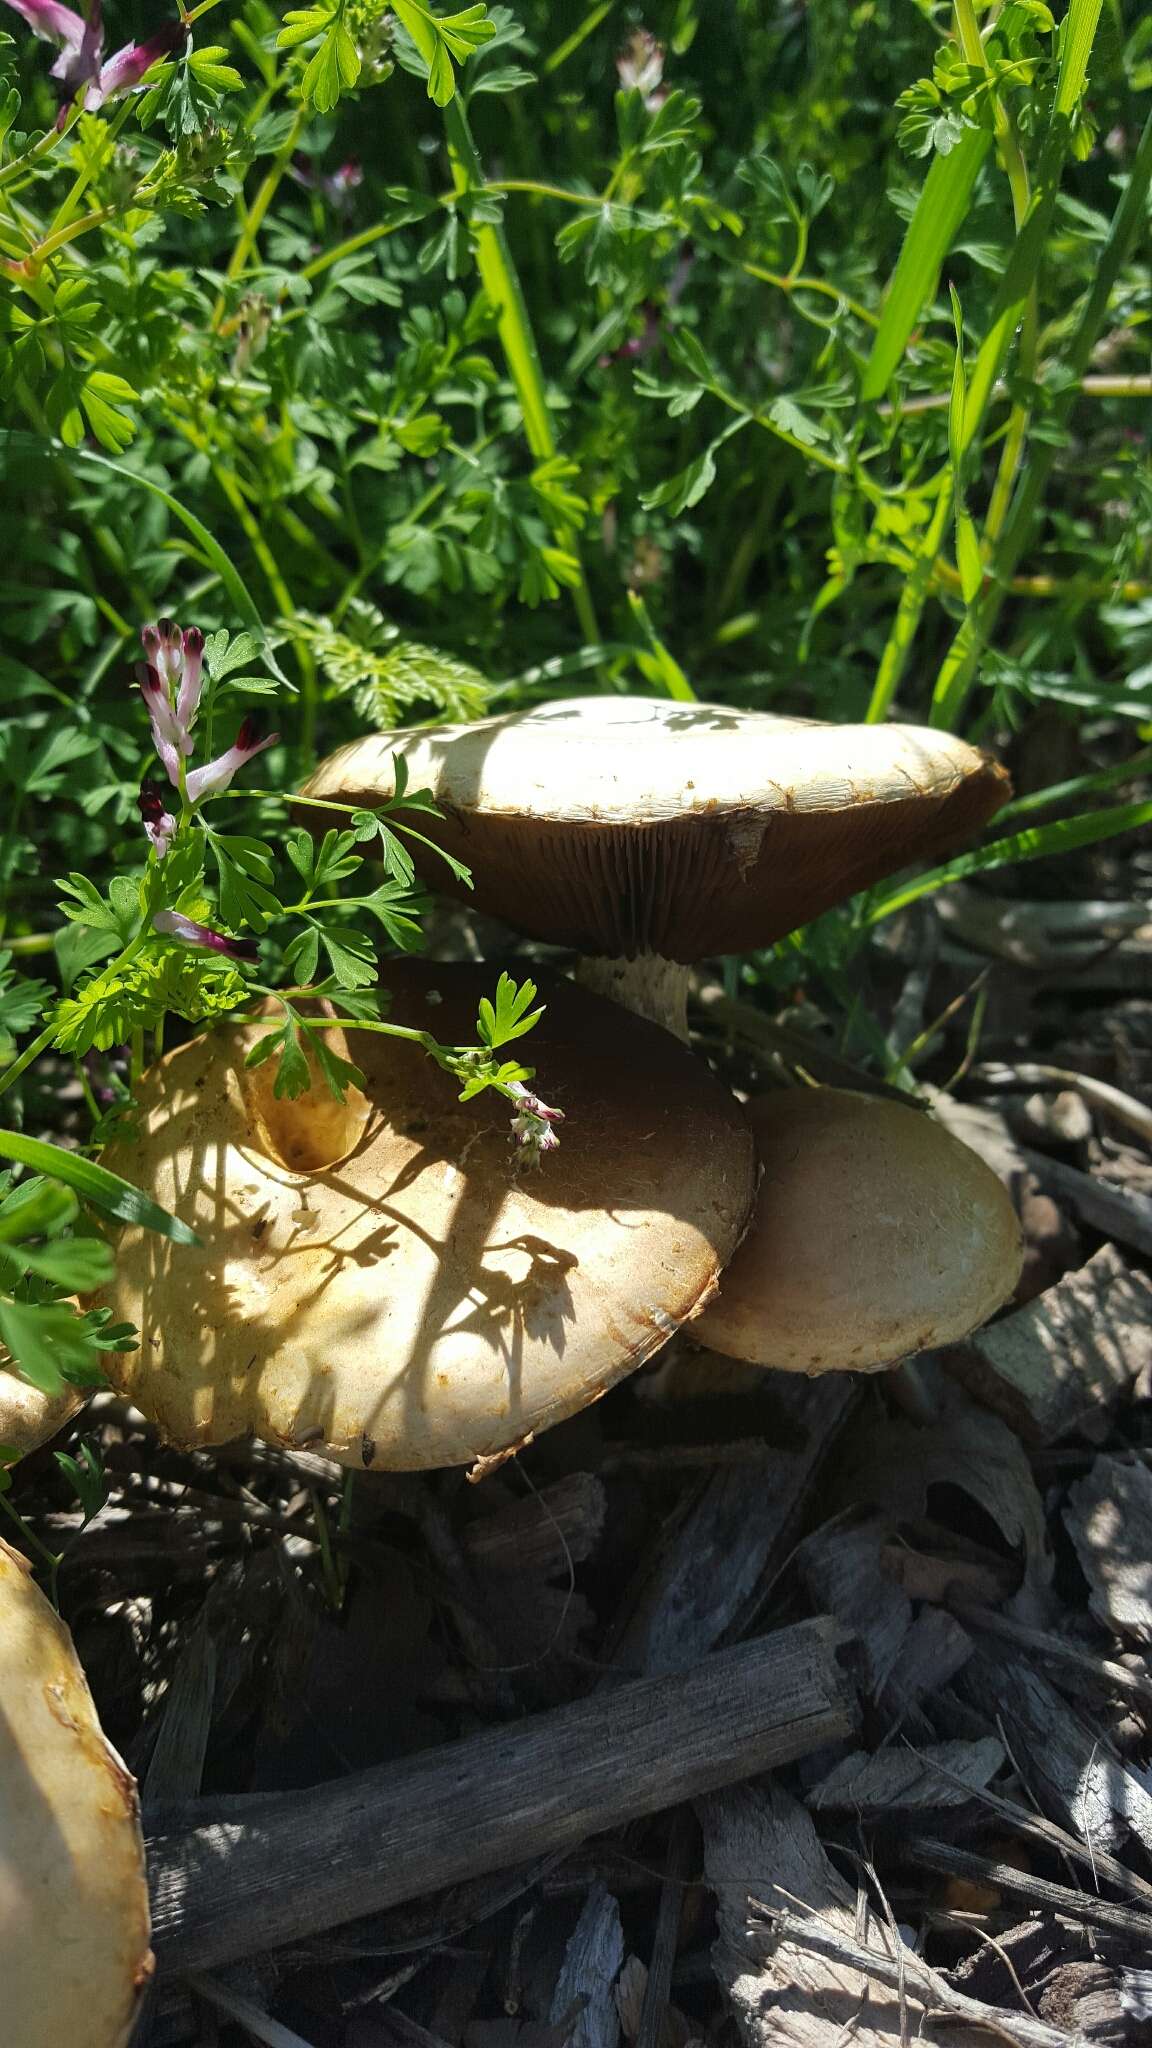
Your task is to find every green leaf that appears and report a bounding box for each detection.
[0,1297,90,1394]
[300,1023,366,1103]
[626,590,696,702]
[207,834,280,933]
[319,925,377,989]
[245,1011,313,1100]
[476,971,544,1048]
[0,1236,115,1291]
[54,1436,107,1524]
[861,125,992,399]
[0,1131,200,1245]
[867,796,1152,922]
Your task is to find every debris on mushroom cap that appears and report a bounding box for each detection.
[0,1538,152,2048]
[300,697,1010,962]
[91,964,756,1471]
[0,1371,83,1461]
[693,1087,1023,1374]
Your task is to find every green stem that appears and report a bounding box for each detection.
[930,104,1152,728]
[0,1022,58,1102]
[212,106,308,329]
[441,98,601,648]
[866,485,953,722]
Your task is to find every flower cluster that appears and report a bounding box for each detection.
[616,29,667,110]
[508,1083,564,1165]
[136,619,278,815]
[1,0,185,113]
[135,618,278,963]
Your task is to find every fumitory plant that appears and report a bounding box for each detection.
[0,615,557,1406]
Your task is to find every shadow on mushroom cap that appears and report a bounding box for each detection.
[92,964,756,1470]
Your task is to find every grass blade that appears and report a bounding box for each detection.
[860,127,991,401]
[0,1130,201,1245]
[865,797,1152,922]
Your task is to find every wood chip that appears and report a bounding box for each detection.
[609,1376,855,1676]
[548,1886,624,2048]
[795,1519,911,1697]
[956,1650,1152,1859]
[941,1244,1152,1444]
[809,1737,1004,1816]
[700,1782,1006,2048]
[1064,1455,1152,1644]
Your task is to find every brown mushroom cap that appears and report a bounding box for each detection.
[0,1538,151,2048]
[93,964,755,1469]
[693,1087,1023,1373]
[300,698,1009,961]
[0,1373,83,1461]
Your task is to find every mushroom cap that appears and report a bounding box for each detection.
[300,697,1009,961]
[93,964,755,1470]
[0,1373,83,1461]
[693,1087,1023,1373]
[0,1538,151,2048]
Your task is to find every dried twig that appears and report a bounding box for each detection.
[904,1838,1152,1944]
[747,1906,1087,2048]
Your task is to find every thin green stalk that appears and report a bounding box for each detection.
[441,98,600,648]
[866,486,953,722]
[212,106,307,330]
[930,104,1152,727]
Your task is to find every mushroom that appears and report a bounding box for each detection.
[0,1538,151,2048]
[692,1086,1023,1373]
[299,697,1010,1037]
[0,1372,83,1461]
[92,963,755,1470]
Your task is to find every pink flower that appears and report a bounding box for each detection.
[1,0,186,111]
[152,910,259,962]
[185,716,279,805]
[134,617,277,803]
[508,1084,564,1164]
[616,29,666,110]
[138,779,177,859]
[136,618,205,784]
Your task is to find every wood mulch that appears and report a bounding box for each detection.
[6,858,1152,2048]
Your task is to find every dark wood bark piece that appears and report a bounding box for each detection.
[148,1618,856,1976]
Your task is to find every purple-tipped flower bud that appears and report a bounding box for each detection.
[153,910,259,962]
[185,718,279,805]
[138,779,178,860]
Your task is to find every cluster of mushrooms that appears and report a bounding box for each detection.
[0,697,1027,2044]
[68,698,1026,1469]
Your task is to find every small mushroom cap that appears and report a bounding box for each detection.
[93,965,755,1470]
[0,1538,151,2048]
[0,1373,83,1460]
[301,698,1009,960]
[693,1087,1023,1373]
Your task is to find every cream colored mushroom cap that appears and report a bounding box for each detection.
[94,965,755,1470]
[0,1373,83,1461]
[693,1087,1023,1373]
[300,697,1010,960]
[0,1539,151,2048]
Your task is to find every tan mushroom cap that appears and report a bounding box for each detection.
[300,697,1010,961]
[0,1372,83,1461]
[0,1538,151,2048]
[693,1087,1023,1373]
[93,964,755,1470]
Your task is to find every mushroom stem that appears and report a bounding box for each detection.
[574,953,692,1040]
